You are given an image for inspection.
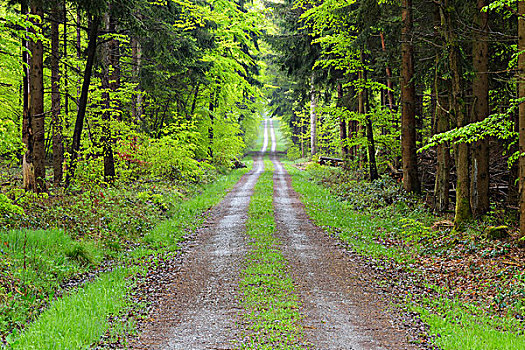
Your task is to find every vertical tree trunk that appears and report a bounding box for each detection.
[63,0,69,117]
[471,0,490,217]
[131,37,143,123]
[21,0,34,190]
[401,0,420,193]
[361,62,378,181]
[310,73,317,156]
[29,4,46,192]
[434,82,451,212]
[518,0,525,241]
[337,82,349,158]
[440,1,472,229]
[65,16,100,188]
[76,8,82,107]
[100,12,116,181]
[51,2,64,186]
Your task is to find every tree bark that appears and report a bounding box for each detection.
[310,73,317,156]
[380,31,395,111]
[361,62,378,181]
[518,0,525,241]
[65,16,101,188]
[434,81,450,212]
[21,0,34,191]
[401,0,420,193]
[337,82,349,158]
[29,4,46,192]
[51,2,64,186]
[471,0,490,217]
[440,1,472,229]
[100,12,116,181]
[131,37,143,123]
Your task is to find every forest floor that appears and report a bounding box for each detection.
[128,120,422,349]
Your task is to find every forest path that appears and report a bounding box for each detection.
[130,120,417,350]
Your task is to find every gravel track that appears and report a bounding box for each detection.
[132,120,420,350]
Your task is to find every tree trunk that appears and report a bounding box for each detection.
[471,0,490,217]
[401,0,420,193]
[310,73,317,156]
[518,0,525,242]
[29,4,46,192]
[21,0,34,191]
[51,2,64,186]
[100,12,116,181]
[132,37,143,123]
[337,82,349,158]
[65,16,100,188]
[380,31,395,111]
[361,64,378,181]
[434,83,450,212]
[440,1,472,229]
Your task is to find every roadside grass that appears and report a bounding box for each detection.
[283,161,525,350]
[9,267,130,350]
[1,164,250,348]
[239,159,305,349]
[414,297,525,350]
[0,229,102,343]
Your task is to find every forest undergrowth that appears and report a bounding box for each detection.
[288,161,525,349]
[0,162,249,348]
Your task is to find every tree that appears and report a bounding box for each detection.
[401,0,420,193]
[518,0,525,241]
[27,1,46,192]
[471,0,490,217]
[51,0,64,185]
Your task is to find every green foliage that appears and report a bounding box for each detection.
[0,194,23,216]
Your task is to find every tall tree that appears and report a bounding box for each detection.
[65,16,101,187]
[51,0,64,185]
[518,0,525,242]
[310,73,317,156]
[401,0,420,193]
[471,0,490,217]
[439,0,472,228]
[28,1,46,192]
[21,0,33,190]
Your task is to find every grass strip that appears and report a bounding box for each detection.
[284,162,525,349]
[9,267,129,350]
[239,159,305,350]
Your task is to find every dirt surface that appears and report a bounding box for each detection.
[272,155,419,350]
[130,156,264,349]
[131,120,423,349]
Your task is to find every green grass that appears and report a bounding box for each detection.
[0,229,103,340]
[239,158,305,349]
[414,297,525,350]
[8,267,130,349]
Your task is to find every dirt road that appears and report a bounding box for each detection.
[131,120,418,349]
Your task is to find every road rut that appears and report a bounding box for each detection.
[131,119,419,350]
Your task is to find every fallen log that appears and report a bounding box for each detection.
[319,156,343,167]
